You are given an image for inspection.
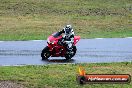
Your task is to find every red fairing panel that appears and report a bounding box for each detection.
[74,36,80,45]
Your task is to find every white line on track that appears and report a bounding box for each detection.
[31,40,44,41]
[0,37,132,42]
[126,37,132,38]
[95,38,104,39]
[0,41,4,42]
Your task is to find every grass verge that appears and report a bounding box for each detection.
[0,62,132,88]
[0,0,132,40]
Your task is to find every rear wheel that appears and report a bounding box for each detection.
[65,46,77,60]
[41,46,51,60]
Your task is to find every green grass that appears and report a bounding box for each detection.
[0,62,132,88]
[0,0,132,40]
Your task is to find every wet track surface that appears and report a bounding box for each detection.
[0,38,132,65]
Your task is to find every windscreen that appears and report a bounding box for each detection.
[52,32,61,38]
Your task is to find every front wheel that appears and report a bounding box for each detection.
[65,46,77,60]
[41,46,51,60]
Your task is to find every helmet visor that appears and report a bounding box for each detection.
[65,28,71,34]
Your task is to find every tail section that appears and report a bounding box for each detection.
[74,36,80,45]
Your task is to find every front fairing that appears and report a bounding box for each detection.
[47,34,62,49]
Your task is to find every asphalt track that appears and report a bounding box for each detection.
[0,38,132,65]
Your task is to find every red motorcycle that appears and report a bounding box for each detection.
[41,32,80,60]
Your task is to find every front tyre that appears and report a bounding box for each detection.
[41,46,51,60]
[65,46,77,60]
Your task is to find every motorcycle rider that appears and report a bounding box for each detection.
[58,25,75,52]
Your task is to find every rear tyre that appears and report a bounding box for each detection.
[65,46,77,60]
[72,46,77,56]
[41,46,51,60]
